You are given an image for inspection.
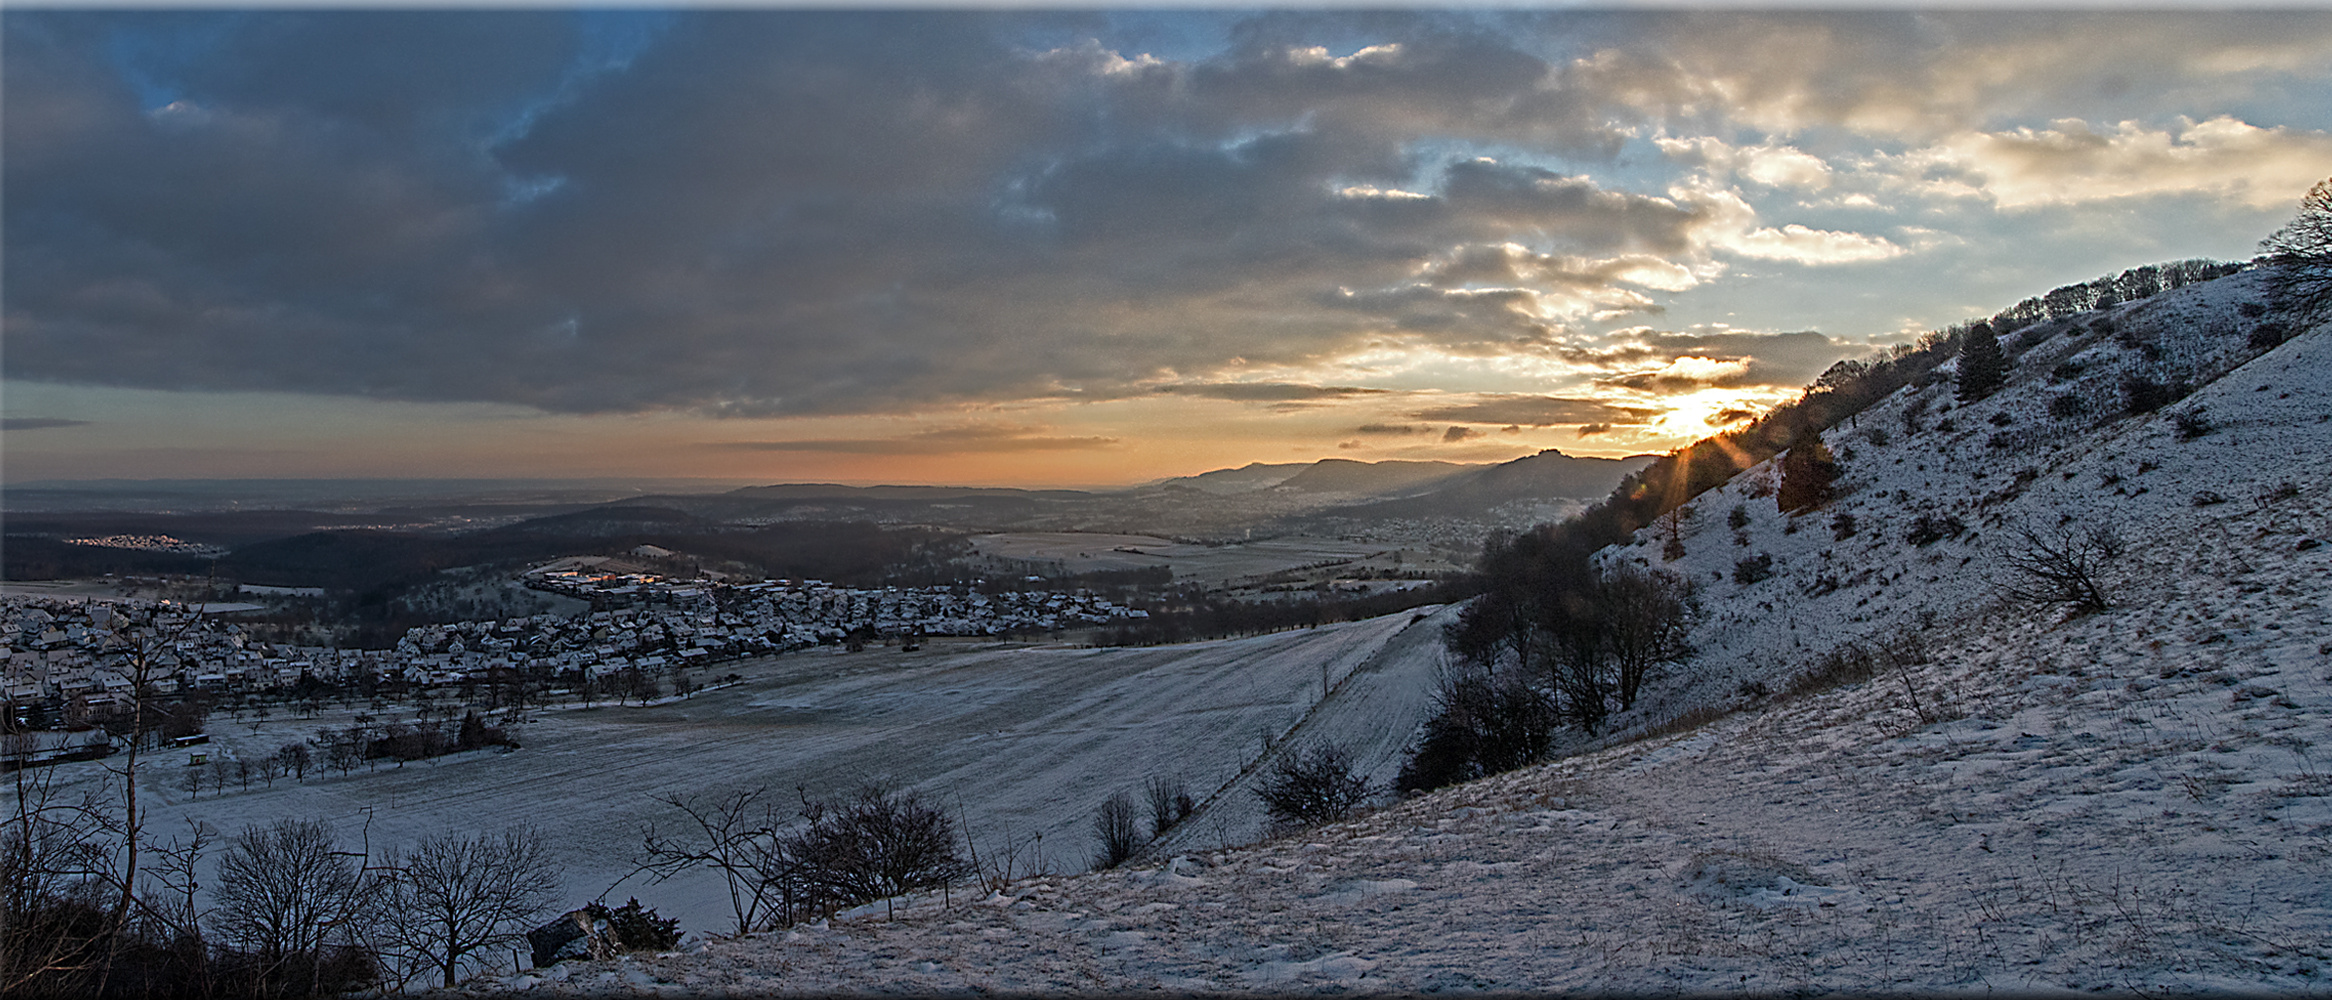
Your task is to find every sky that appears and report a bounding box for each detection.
[4,7,2329,489]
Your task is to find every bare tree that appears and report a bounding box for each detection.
[316,728,364,776]
[1598,565,1696,712]
[375,827,561,988]
[2260,175,2332,322]
[2,736,116,994]
[1255,741,1371,828]
[2001,523,2125,614]
[132,817,214,962]
[633,787,785,935]
[1089,792,1139,871]
[100,605,205,954]
[212,818,366,994]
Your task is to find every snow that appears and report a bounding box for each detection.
[451,272,2332,995]
[46,606,1458,939]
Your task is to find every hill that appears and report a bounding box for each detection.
[1270,458,1470,495]
[1320,448,1658,521]
[488,269,2332,994]
[1153,462,1311,494]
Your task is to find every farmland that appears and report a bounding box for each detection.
[50,606,1459,933]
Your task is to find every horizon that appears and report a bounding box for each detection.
[5,8,2327,485]
[4,447,1656,497]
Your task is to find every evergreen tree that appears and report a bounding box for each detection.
[1956,321,2006,401]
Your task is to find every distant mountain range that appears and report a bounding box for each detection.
[623,451,1659,535]
[3,451,1659,588]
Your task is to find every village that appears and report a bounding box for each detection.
[0,564,1148,763]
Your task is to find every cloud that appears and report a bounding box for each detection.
[1354,422,1427,435]
[3,13,1711,416]
[1678,183,1906,265]
[1599,354,1754,392]
[1413,395,1664,426]
[1152,383,1389,403]
[1656,136,1833,191]
[2,417,92,430]
[1575,422,1612,437]
[1577,12,2332,142]
[1720,224,1906,265]
[1441,425,1479,442]
[711,425,1116,455]
[1592,329,1869,390]
[5,9,2328,429]
[1885,116,2332,211]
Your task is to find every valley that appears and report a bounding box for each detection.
[30,608,1461,936]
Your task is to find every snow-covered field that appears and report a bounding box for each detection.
[479,272,2332,994]
[55,607,1458,937]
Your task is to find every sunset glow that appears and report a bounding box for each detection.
[5,8,2326,486]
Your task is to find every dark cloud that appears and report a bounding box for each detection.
[0,10,1708,416]
[2,417,92,430]
[4,10,2322,421]
[710,426,1116,455]
[1599,371,1740,393]
[1575,422,1612,437]
[1707,406,1760,426]
[1582,330,1866,390]
[1153,383,1389,402]
[1413,395,1662,427]
[1441,425,1479,442]
[1354,422,1426,435]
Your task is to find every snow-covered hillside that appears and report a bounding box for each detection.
[474,273,2331,994]
[1602,269,2325,738]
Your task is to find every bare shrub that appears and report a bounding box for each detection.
[1256,742,1370,827]
[1143,775,1193,837]
[530,898,680,968]
[1786,644,1881,697]
[1089,793,1139,871]
[590,898,679,953]
[2249,321,2293,350]
[783,785,967,919]
[2001,524,2125,614]
[1905,513,1965,546]
[1398,665,1557,793]
[2122,374,2187,414]
[1635,703,1732,742]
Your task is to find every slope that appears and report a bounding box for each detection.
[488,271,2332,995]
